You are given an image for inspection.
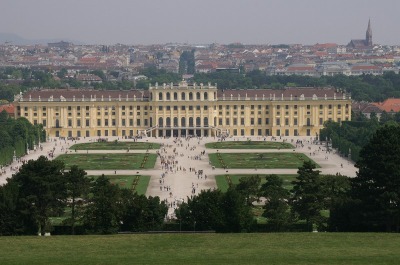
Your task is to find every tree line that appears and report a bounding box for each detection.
[0,112,45,166]
[320,111,400,161]
[0,157,168,235]
[176,124,400,232]
[3,67,400,102]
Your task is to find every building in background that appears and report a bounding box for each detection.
[14,82,351,138]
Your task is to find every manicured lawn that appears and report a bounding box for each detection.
[206,141,294,149]
[209,152,318,169]
[57,153,157,170]
[100,175,150,195]
[0,233,399,265]
[70,141,160,150]
[215,174,297,192]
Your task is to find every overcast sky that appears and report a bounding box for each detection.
[1,0,399,45]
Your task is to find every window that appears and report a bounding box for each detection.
[265,118,269,125]
[159,106,163,111]
[294,105,298,109]
[166,107,170,111]
[196,106,200,110]
[86,106,90,111]
[258,118,262,125]
[129,119,133,126]
[219,118,222,126]
[97,119,101,126]
[320,104,323,110]
[189,92,193,100]
[241,105,244,110]
[250,118,254,125]
[204,92,208,100]
[294,118,298,126]
[226,118,230,125]
[181,106,185,110]
[166,92,170,100]
[68,119,72,127]
[307,105,311,110]
[42,119,46,126]
[233,118,237,125]
[276,105,280,110]
[68,106,72,111]
[137,119,141,126]
[241,118,245,125]
[196,92,201,100]
[285,105,289,110]
[204,106,208,110]
[105,119,109,126]
[181,92,186,100]
[285,118,289,126]
[319,118,323,125]
[42,107,46,111]
[77,106,81,111]
[77,119,81,127]
[251,105,254,110]
[112,119,116,126]
[86,119,90,126]
[189,106,193,110]
[276,118,280,125]
[174,92,178,100]
[173,106,178,110]
[159,92,163,100]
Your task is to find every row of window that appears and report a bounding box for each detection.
[60,127,313,138]
[156,91,210,101]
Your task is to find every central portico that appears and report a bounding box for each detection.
[149,80,219,137]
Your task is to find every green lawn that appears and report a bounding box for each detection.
[99,175,150,195]
[0,233,399,265]
[70,141,160,150]
[209,152,318,169]
[206,141,294,149]
[215,174,297,192]
[57,153,157,170]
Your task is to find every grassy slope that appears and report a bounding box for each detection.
[0,233,399,265]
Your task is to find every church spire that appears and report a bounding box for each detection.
[366,19,372,46]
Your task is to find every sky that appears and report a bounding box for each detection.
[1,0,399,45]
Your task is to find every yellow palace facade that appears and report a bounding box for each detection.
[14,81,351,138]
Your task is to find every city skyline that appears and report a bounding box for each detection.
[0,0,399,46]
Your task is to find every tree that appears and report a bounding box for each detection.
[64,165,90,235]
[353,124,400,232]
[119,190,167,232]
[84,175,121,234]
[221,187,254,232]
[290,161,325,231]
[261,175,291,231]
[235,175,261,205]
[12,156,67,235]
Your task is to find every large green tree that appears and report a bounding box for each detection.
[291,161,325,231]
[11,156,67,235]
[261,175,291,231]
[353,124,400,232]
[64,165,90,234]
[83,175,121,234]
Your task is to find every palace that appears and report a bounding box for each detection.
[13,81,351,138]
